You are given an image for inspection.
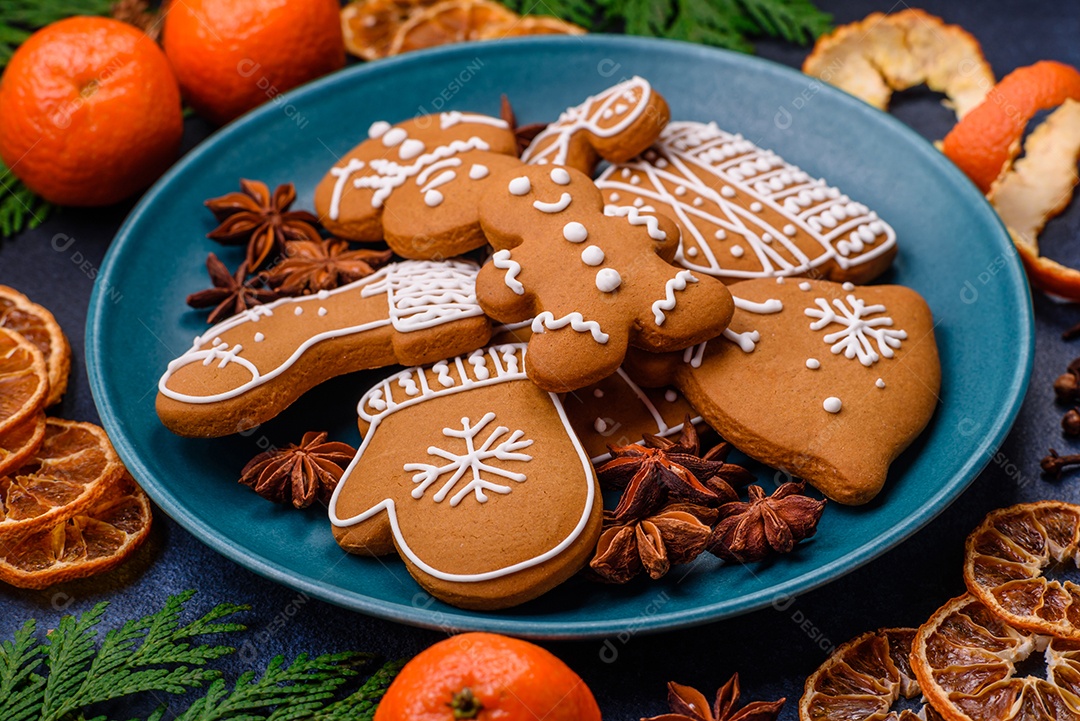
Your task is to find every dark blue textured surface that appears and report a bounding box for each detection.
[1,0,1078,716]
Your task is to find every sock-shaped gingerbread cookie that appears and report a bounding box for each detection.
[475,165,736,392]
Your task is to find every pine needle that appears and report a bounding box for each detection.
[0,0,113,69]
[0,160,54,239]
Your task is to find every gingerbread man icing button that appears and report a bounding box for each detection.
[314,112,521,259]
[476,165,736,392]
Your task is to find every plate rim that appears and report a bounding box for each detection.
[86,34,1035,639]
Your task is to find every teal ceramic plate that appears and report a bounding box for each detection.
[87,36,1033,639]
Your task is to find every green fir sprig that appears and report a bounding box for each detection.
[0,159,53,239]
[0,590,402,721]
[0,0,113,68]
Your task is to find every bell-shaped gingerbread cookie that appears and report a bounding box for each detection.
[329,344,602,610]
[624,278,940,504]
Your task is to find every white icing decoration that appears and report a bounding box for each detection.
[683,342,707,367]
[593,389,604,398]
[799,281,812,291]
[509,176,531,195]
[254,332,265,342]
[424,190,443,207]
[550,168,571,185]
[522,76,654,166]
[594,417,608,433]
[318,307,328,316]
[294,307,303,316]
[469,164,489,179]
[403,412,533,507]
[359,259,485,333]
[382,127,407,147]
[730,245,745,258]
[368,120,391,138]
[806,358,820,369]
[491,249,524,295]
[843,282,856,291]
[823,396,842,413]
[531,311,608,344]
[732,296,783,314]
[664,389,677,402]
[876,378,886,388]
[533,193,572,213]
[563,221,588,243]
[651,270,698,325]
[330,344,596,584]
[327,158,365,220]
[581,245,604,266]
[439,111,510,130]
[721,186,736,198]
[722,329,760,352]
[805,294,907,366]
[595,268,622,292]
[433,361,454,387]
[467,349,490,380]
[687,247,699,257]
[609,192,620,202]
[604,205,666,240]
[399,138,425,160]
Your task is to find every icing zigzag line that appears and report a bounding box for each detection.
[531,311,609,343]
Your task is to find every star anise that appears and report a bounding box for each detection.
[598,418,754,524]
[266,238,393,295]
[707,482,826,563]
[205,179,321,271]
[642,675,786,721]
[186,253,280,324]
[590,503,718,584]
[500,94,549,156]
[240,431,357,508]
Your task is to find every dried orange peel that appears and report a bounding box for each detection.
[799,627,943,721]
[341,0,440,60]
[803,9,993,119]
[0,327,48,437]
[0,285,71,406]
[0,413,45,478]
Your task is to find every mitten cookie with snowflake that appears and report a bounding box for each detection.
[624,278,940,505]
[329,344,602,610]
[475,165,736,392]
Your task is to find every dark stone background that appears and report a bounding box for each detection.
[0,1,1078,717]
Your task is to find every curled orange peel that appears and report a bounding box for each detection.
[803,9,994,119]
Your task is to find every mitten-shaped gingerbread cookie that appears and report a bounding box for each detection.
[624,278,940,504]
[329,344,602,610]
[476,165,736,392]
[314,112,522,258]
[521,76,670,173]
[157,260,492,437]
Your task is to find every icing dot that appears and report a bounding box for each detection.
[783,224,797,236]
[317,289,330,300]
[750,202,763,212]
[609,192,620,202]
[602,109,614,119]
[469,164,489,180]
[563,221,588,243]
[675,186,687,196]
[551,168,571,185]
[368,120,391,138]
[842,282,856,291]
[294,307,303,316]
[633,198,644,207]
[382,127,407,147]
[254,332,265,342]
[806,358,820,369]
[730,245,744,258]
[799,281,812,291]
[318,307,328,316]
[686,247,699,258]
[876,378,886,389]
[593,389,604,398]
[776,277,785,284]
[714,229,727,240]
[594,417,608,433]
[656,158,669,168]
[621,168,631,179]
[595,268,622,292]
[823,396,842,414]
[424,190,443,207]
[762,233,772,242]
[508,176,531,195]
[721,187,736,198]
[399,138,425,160]
[664,389,678,402]
[630,176,641,185]
[693,197,704,207]
[581,245,605,266]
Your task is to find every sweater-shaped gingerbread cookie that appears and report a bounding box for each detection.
[476,165,736,392]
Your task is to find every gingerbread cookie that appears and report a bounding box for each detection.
[624,278,939,504]
[157,260,492,438]
[314,112,522,258]
[521,76,670,173]
[476,165,736,392]
[595,121,897,284]
[329,343,602,610]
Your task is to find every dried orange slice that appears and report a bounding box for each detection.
[475,14,585,39]
[963,501,1080,641]
[0,285,70,406]
[341,0,440,60]
[0,413,45,478]
[0,473,151,589]
[911,593,1080,721]
[0,418,124,542]
[387,0,518,55]
[0,327,48,437]
[803,9,993,120]
[800,627,944,721]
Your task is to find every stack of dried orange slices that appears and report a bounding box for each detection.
[0,285,152,590]
[801,501,1080,721]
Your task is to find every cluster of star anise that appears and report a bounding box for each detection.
[589,419,826,584]
[642,674,785,721]
[187,179,391,324]
[240,431,357,509]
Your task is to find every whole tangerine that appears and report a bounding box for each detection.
[0,17,183,207]
[375,632,602,721]
[162,0,345,126]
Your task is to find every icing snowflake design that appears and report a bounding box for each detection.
[403,412,534,507]
[804,294,907,366]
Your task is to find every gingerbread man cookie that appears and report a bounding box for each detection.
[521,76,670,174]
[595,121,898,284]
[476,165,736,392]
[157,260,492,438]
[624,277,940,504]
[314,112,522,258]
[329,344,602,610]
